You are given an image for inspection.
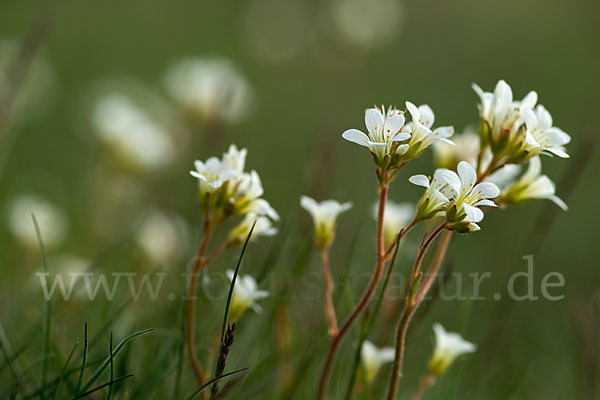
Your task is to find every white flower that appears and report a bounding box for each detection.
[190,145,278,222]
[499,156,568,211]
[372,201,414,248]
[472,80,537,154]
[522,105,570,158]
[360,340,395,383]
[402,101,454,159]
[164,57,252,124]
[231,170,279,221]
[300,196,352,249]
[342,106,411,166]
[226,270,269,320]
[222,144,248,174]
[432,129,480,169]
[190,156,239,194]
[408,171,453,221]
[93,93,175,171]
[7,195,69,249]
[428,323,476,376]
[135,209,186,263]
[229,213,278,245]
[443,161,500,233]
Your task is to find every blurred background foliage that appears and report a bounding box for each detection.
[1,0,599,398]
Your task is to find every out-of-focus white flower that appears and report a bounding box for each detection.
[300,195,352,250]
[8,195,69,249]
[498,156,568,211]
[164,57,252,124]
[28,254,91,300]
[229,213,278,245]
[522,105,570,159]
[408,172,452,221]
[433,129,480,169]
[242,0,312,65]
[330,0,404,50]
[360,340,395,383]
[372,201,413,248]
[443,161,500,233]
[226,270,269,320]
[485,164,521,189]
[428,323,475,376]
[342,106,410,167]
[135,209,186,264]
[93,93,175,171]
[472,80,537,157]
[402,101,454,160]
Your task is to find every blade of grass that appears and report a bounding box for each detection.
[71,374,133,400]
[186,368,248,400]
[344,234,403,399]
[51,341,78,399]
[32,213,52,395]
[107,332,114,400]
[79,328,155,393]
[220,221,256,342]
[173,300,186,399]
[0,323,26,395]
[75,323,88,393]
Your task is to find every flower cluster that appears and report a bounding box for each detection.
[190,144,278,242]
[410,161,500,233]
[342,102,454,173]
[473,80,570,163]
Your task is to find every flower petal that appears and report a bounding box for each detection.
[408,174,430,188]
[342,129,370,147]
[365,108,384,138]
[458,161,477,191]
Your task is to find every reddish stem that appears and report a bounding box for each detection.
[186,222,215,385]
[320,249,338,337]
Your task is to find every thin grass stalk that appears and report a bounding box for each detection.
[32,214,51,395]
[344,233,403,399]
[51,342,78,399]
[75,323,88,394]
[386,223,446,400]
[107,332,114,400]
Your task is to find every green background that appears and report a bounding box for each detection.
[1,0,599,398]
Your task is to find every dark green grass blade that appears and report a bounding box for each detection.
[71,374,133,399]
[185,368,248,400]
[344,234,402,399]
[0,323,26,395]
[32,213,52,394]
[221,221,256,342]
[75,323,88,393]
[51,341,78,399]
[79,328,155,392]
[107,332,114,400]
